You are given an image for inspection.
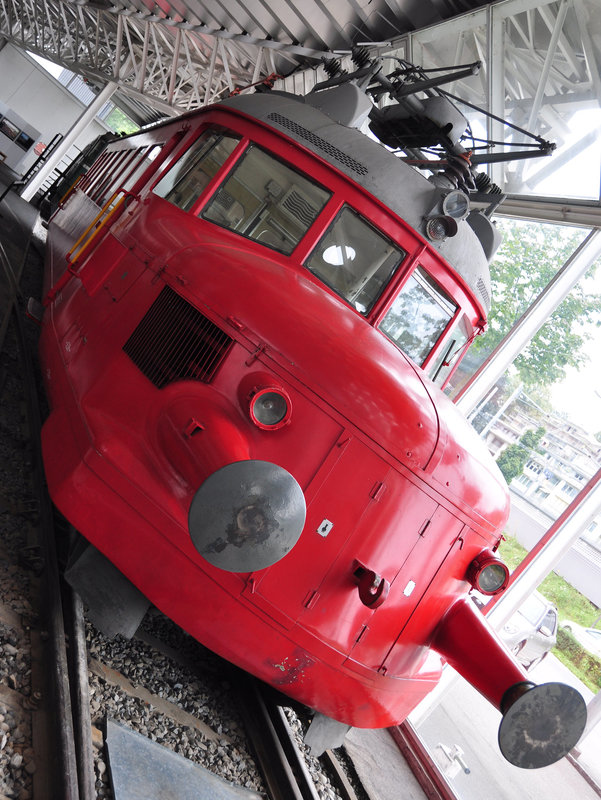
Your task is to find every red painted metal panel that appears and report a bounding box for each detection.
[38,93,546,745]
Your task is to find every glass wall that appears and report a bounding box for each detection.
[407,0,601,200]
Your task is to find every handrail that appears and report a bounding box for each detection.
[44,189,135,306]
[66,189,132,265]
[56,174,85,211]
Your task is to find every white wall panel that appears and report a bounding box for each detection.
[0,44,107,174]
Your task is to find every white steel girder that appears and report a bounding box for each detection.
[0,0,329,114]
[1,0,600,152]
[408,0,601,196]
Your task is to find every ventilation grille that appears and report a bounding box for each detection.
[123,286,233,389]
[281,187,319,227]
[476,277,490,309]
[214,188,236,210]
[267,112,368,176]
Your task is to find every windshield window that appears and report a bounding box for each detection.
[305,206,405,313]
[541,609,557,633]
[153,131,240,212]
[379,266,457,365]
[202,145,331,255]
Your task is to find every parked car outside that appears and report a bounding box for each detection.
[500,591,558,671]
[560,620,601,658]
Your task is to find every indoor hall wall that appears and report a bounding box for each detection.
[0,43,107,175]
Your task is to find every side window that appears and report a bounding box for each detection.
[121,144,162,193]
[201,145,331,255]
[153,131,240,212]
[540,609,557,634]
[85,145,162,205]
[428,316,471,386]
[80,151,110,192]
[305,206,404,313]
[379,266,457,366]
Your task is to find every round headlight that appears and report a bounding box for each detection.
[425,215,458,241]
[249,388,291,430]
[442,189,470,220]
[467,552,510,595]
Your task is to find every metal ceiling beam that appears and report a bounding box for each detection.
[70,0,329,58]
[0,0,331,116]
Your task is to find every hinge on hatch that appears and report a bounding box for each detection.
[370,481,385,501]
[245,344,266,366]
[151,264,167,284]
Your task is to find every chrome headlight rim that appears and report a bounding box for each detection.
[467,551,510,596]
[249,386,291,430]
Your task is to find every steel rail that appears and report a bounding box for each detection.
[234,671,362,800]
[233,670,322,800]
[2,216,92,798]
[9,294,80,799]
[319,749,361,800]
[66,589,97,800]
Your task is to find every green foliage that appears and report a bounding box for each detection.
[104,106,139,135]
[539,571,601,627]
[471,219,601,388]
[495,444,525,484]
[555,628,601,692]
[495,425,545,484]
[520,426,545,451]
[498,536,528,570]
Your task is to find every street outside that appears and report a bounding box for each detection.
[417,654,601,800]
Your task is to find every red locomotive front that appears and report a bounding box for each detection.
[39,69,586,768]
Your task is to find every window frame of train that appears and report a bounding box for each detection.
[79,151,111,193]
[95,148,141,206]
[90,149,132,204]
[85,150,122,200]
[152,129,242,213]
[200,143,332,256]
[152,126,334,257]
[86,144,163,207]
[119,145,163,196]
[146,119,478,388]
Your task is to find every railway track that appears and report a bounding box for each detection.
[0,214,366,800]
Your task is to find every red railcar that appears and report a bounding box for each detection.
[39,58,585,768]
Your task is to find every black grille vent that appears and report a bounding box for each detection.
[123,286,233,389]
[476,276,490,309]
[266,112,368,175]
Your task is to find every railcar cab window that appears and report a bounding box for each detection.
[379,266,459,377]
[153,131,240,212]
[305,206,405,313]
[427,315,471,386]
[201,145,331,255]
